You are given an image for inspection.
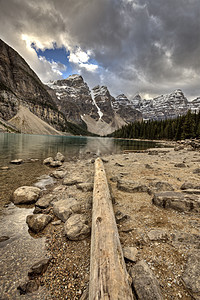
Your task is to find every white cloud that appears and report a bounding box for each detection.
[68,47,98,73]
[0,0,200,99]
[79,63,98,72]
[68,48,90,64]
[38,56,67,78]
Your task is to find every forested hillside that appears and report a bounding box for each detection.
[109,110,200,140]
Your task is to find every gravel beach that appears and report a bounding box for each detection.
[1,140,200,299]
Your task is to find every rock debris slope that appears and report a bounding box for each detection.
[9,105,63,135]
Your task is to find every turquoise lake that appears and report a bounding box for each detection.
[0,133,161,205]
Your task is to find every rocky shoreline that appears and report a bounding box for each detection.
[1,139,200,299]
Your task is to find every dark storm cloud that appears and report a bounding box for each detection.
[0,0,199,98]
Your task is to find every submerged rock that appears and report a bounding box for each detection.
[10,159,23,164]
[13,186,41,204]
[64,214,90,240]
[34,175,55,189]
[0,166,10,170]
[26,214,52,233]
[17,280,39,295]
[28,258,50,277]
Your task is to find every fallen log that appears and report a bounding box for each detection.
[123,149,148,153]
[89,158,134,300]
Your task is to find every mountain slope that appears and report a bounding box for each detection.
[0,39,57,117]
[0,39,92,135]
[8,105,65,135]
[47,79,142,135]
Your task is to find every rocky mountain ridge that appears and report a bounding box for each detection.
[0,39,199,136]
[0,37,141,136]
[47,77,142,135]
[0,39,92,136]
[129,89,200,121]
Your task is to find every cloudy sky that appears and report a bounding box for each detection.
[0,0,200,99]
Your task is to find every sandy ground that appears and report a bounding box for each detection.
[31,145,199,300]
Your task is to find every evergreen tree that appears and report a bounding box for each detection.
[182,110,195,139]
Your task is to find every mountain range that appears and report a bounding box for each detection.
[0,39,199,136]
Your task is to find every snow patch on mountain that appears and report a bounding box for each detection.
[90,89,103,120]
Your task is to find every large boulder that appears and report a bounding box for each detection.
[26,214,52,233]
[13,186,41,204]
[152,191,200,213]
[55,152,65,162]
[53,198,81,222]
[64,214,90,240]
[182,251,200,299]
[117,179,150,193]
[130,260,163,300]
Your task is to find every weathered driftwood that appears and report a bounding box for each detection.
[89,158,134,300]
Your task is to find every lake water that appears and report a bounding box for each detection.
[0,133,159,165]
[0,133,161,299]
[0,133,160,205]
